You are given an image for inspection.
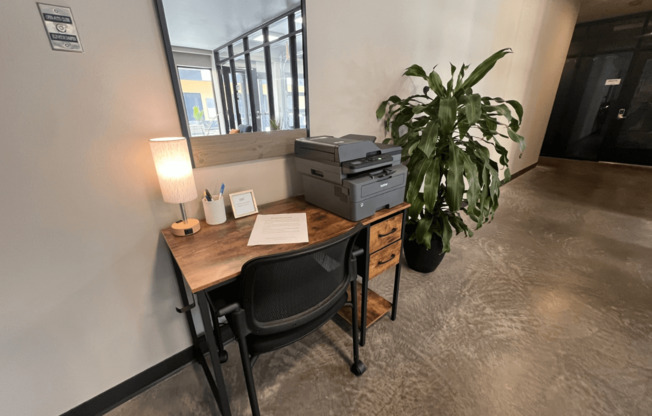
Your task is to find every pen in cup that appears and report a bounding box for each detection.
[218,183,225,200]
[204,189,213,201]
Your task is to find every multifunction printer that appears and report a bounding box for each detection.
[294,134,407,221]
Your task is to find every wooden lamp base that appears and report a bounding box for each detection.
[171,218,201,236]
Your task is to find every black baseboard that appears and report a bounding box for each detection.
[510,161,538,181]
[61,346,196,416]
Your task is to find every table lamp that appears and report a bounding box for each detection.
[149,137,201,236]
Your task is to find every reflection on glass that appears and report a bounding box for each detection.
[216,48,229,62]
[269,18,289,39]
[177,67,221,137]
[616,58,652,149]
[234,55,251,129]
[249,30,264,49]
[220,62,237,131]
[170,7,305,136]
[294,10,303,30]
[232,40,244,57]
[270,38,292,130]
[250,47,270,131]
[566,52,632,159]
[297,33,306,129]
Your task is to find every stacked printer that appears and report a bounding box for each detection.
[295,134,407,221]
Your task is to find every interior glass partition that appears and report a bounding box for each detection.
[214,7,305,133]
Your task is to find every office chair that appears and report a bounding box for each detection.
[209,224,366,416]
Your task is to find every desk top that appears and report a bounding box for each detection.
[162,196,409,293]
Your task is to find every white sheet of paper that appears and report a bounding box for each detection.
[247,213,309,246]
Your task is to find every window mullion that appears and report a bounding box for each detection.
[263,27,276,124]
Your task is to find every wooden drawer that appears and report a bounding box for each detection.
[369,213,403,253]
[369,240,401,279]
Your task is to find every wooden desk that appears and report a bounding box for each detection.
[162,196,409,414]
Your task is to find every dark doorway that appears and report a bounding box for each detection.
[600,51,652,165]
[541,12,652,166]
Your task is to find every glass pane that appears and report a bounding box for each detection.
[565,52,632,159]
[641,20,652,48]
[294,11,303,30]
[220,63,238,131]
[615,58,652,150]
[270,38,292,130]
[296,34,306,129]
[250,48,270,131]
[590,17,646,53]
[248,29,264,49]
[216,48,229,63]
[233,56,251,129]
[177,67,221,137]
[232,40,244,57]
[269,17,289,41]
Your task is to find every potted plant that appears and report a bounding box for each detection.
[376,48,525,273]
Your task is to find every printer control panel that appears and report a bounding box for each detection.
[342,154,394,174]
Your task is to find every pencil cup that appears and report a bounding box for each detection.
[203,197,227,225]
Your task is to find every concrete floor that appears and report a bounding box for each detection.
[109,157,652,416]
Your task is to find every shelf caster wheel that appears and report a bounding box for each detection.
[350,360,367,376]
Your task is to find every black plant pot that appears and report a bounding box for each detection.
[403,224,446,273]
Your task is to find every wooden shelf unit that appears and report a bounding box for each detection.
[339,286,392,328]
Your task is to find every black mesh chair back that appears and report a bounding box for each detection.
[240,225,359,337]
[211,223,366,416]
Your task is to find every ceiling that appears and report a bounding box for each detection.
[162,0,300,50]
[578,0,652,23]
[161,0,651,50]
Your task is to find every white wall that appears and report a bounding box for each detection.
[0,0,578,414]
[307,0,580,173]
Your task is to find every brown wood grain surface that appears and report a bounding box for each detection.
[369,212,403,253]
[162,197,410,294]
[190,129,306,168]
[360,202,409,226]
[162,196,356,293]
[369,240,402,279]
[338,286,392,328]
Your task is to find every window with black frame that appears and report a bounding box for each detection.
[215,7,305,133]
[177,66,222,137]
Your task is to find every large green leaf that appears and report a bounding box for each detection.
[423,158,441,211]
[418,121,439,158]
[438,97,457,133]
[406,157,431,204]
[415,216,434,249]
[408,194,425,221]
[404,64,428,79]
[465,93,482,125]
[461,152,480,217]
[508,128,526,152]
[440,215,453,253]
[428,70,447,96]
[444,145,464,211]
[506,99,523,122]
[457,48,512,92]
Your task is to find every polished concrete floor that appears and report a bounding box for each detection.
[109,157,652,416]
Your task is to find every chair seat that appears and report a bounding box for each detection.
[245,293,347,355]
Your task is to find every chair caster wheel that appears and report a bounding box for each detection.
[218,350,228,363]
[350,360,367,376]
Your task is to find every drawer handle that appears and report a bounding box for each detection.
[378,227,398,238]
[377,253,396,265]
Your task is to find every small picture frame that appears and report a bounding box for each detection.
[229,189,259,219]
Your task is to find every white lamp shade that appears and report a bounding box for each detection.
[149,137,198,204]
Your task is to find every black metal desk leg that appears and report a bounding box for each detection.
[360,250,370,347]
[391,263,401,320]
[198,293,232,416]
